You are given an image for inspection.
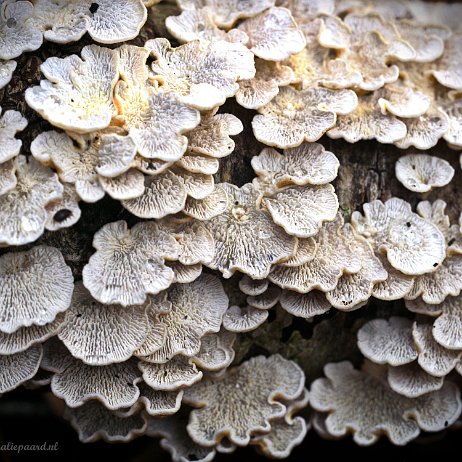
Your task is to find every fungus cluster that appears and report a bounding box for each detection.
[1,0,462,459]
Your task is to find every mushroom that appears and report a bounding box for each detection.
[239,275,269,296]
[44,184,81,231]
[82,220,180,306]
[278,237,317,268]
[145,38,255,111]
[25,45,119,133]
[139,356,203,391]
[192,330,236,372]
[251,143,339,187]
[442,95,462,149]
[280,290,331,318]
[0,59,16,89]
[431,34,462,91]
[357,317,417,366]
[32,0,148,45]
[136,274,228,363]
[146,413,216,462]
[64,401,147,443]
[176,153,219,175]
[186,109,243,159]
[222,305,269,333]
[176,0,275,28]
[237,7,306,61]
[252,85,357,148]
[183,185,228,220]
[184,354,305,447]
[247,284,281,310]
[310,361,461,445]
[0,313,64,355]
[0,157,17,195]
[236,59,295,110]
[0,105,27,164]
[203,183,297,279]
[0,0,42,60]
[351,198,446,276]
[168,262,203,284]
[387,362,444,398]
[98,169,145,200]
[395,154,454,193]
[0,246,73,333]
[269,215,361,293]
[0,345,43,394]
[58,282,150,366]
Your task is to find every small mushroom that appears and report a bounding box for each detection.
[431,34,462,91]
[247,284,281,310]
[0,0,43,59]
[0,246,73,333]
[176,153,219,175]
[138,274,228,363]
[45,184,81,231]
[58,283,150,366]
[64,401,147,443]
[139,356,203,391]
[0,60,16,89]
[168,262,203,284]
[184,354,305,447]
[0,345,43,394]
[183,185,228,220]
[82,220,180,306]
[239,275,269,296]
[310,361,461,445]
[395,154,454,193]
[252,85,357,148]
[280,290,331,318]
[357,317,417,366]
[238,7,306,61]
[278,237,317,268]
[25,45,119,133]
[223,305,269,333]
[146,38,255,111]
[203,183,296,279]
[0,105,27,164]
[0,157,17,195]
[192,330,236,372]
[351,198,446,276]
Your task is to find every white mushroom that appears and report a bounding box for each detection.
[0,60,16,89]
[0,105,27,164]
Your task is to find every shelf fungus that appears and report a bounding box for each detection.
[252,85,358,148]
[0,105,27,164]
[44,184,81,231]
[82,220,180,306]
[203,183,297,279]
[184,354,305,447]
[395,154,454,193]
[0,246,73,333]
[310,361,461,445]
[0,60,16,89]
[222,305,269,333]
[146,38,255,111]
[351,198,446,276]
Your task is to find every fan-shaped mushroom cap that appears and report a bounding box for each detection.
[251,389,309,459]
[168,262,203,284]
[387,362,443,398]
[138,274,228,363]
[183,185,228,220]
[0,344,43,394]
[310,361,461,445]
[45,184,81,231]
[99,169,145,200]
[51,355,142,409]
[146,38,255,111]
[25,45,118,133]
[176,153,219,175]
[139,356,203,391]
[443,97,462,148]
[64,401,147,443]
[58,283,150,366]
[247,284,281,310]
[204,183,296,279]
[0,314,64,355]
[239,275,269,296]
[223,305,268,333]
[252,143,339,187]
[236,59,295,110]
[0,157,16,195]
[82,220,180,306]
[174,168,214,200]
[176,0,275,28]
[269,215,361,293]
[413,322,462,377]
[0,105,27,164]
[431,34,462,91]
[192,330,236,372]
[351,198,446,276]
[146,414,216,462]
[357,317,417,366]
[32,0,147,44]
[0,1,42,60]
[238,7,305,61]
[278,237,317,267]
[280,290,331,318]
[0,60,16,89]
[166,7,249,44]
[184,354,305,447]
[395,154,454,193]
[0,246,73,333]
[252,85,357,148]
